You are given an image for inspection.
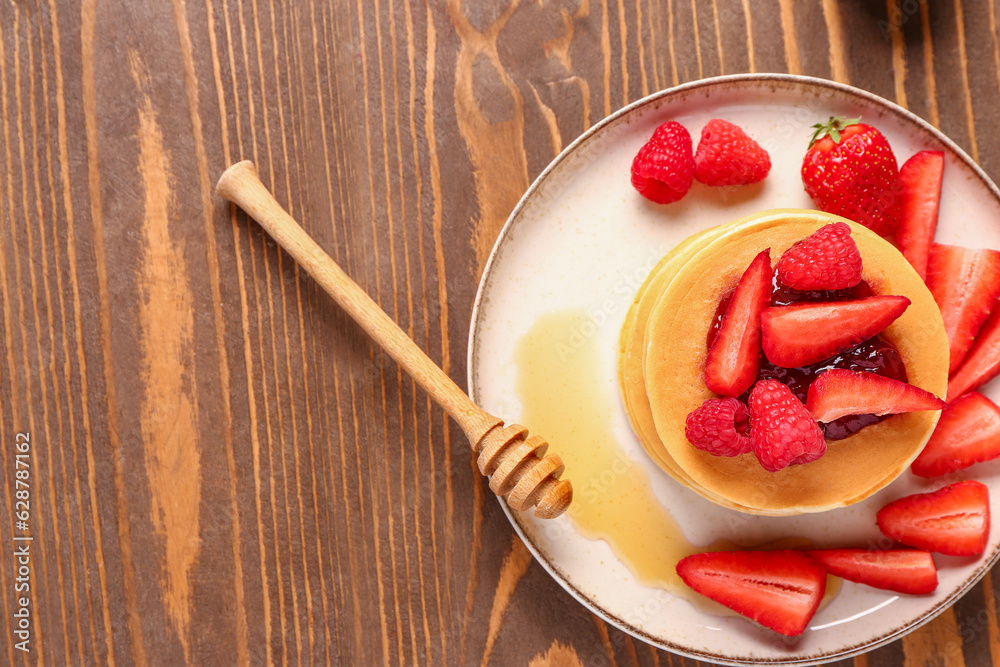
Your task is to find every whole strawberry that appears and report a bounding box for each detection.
[694,119,771,186]
[801,117,901,236]
[749,379,826,472]
[631,121,695,204]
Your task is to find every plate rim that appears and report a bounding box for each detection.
[466,72,1000,665]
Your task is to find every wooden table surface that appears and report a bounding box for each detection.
[3,1,1000,665]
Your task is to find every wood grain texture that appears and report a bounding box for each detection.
[1,0,999,665]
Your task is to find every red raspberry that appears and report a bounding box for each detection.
[776,222,863,291]
[631,121,695,204]
[685,397,752,457]
[748,380,826,472]
[694,119,771,186]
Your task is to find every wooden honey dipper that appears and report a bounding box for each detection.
[216,161,572,519]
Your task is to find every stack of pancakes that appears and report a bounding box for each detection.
[617,209,949,515]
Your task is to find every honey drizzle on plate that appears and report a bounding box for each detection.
[515,310,697,593]
[514,309,841,612]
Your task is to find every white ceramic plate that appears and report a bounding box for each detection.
[468,75,1000,664]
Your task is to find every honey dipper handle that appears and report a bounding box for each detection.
[216,161,499,442]
[217,161,572,519]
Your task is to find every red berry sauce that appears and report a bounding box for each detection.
[708,276,907,440]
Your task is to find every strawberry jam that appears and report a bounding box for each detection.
[708,278,907,440]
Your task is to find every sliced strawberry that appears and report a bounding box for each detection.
[911,392,1000,477]
[806,549,937,595]
[948,306,1000,400]
[805,369,945,423]
[705,250,773,397]
[896,151,944,281]
[926,243,1000,373]
[806,548,937,595]
[760,295,910,368]
[876,481,990,557]
[676,550,826,636]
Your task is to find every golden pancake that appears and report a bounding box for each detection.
[618,216,802,513]
[619,220,771,511]
[619,214,848,514]
[618,228,721,477]
[642,210,948,514]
